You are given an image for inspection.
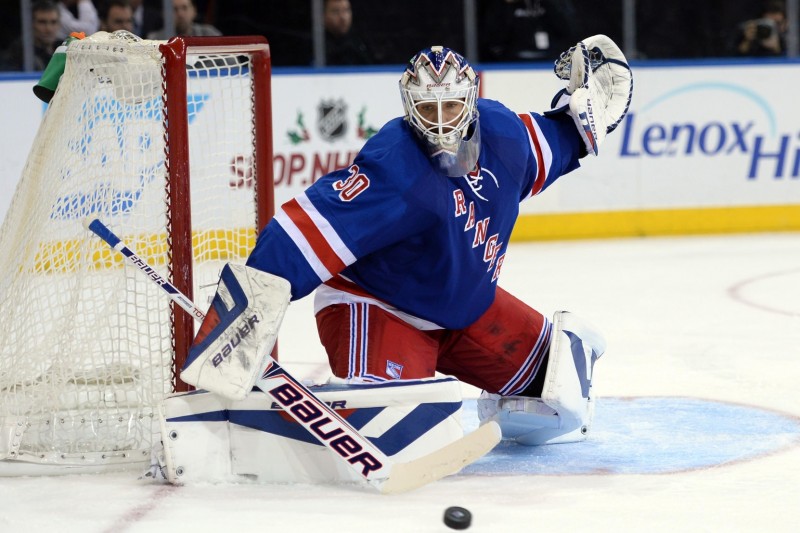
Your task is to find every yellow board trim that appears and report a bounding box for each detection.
[511,204,800,241]
[33,228,257,274]
[29,205,800,273]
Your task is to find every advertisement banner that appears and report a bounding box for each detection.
[270,71,399,207]
[486,63,800,216]
[1,62,798,236]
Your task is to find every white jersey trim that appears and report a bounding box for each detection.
[274,192,357,282]
[521,113,555,201]
[314,283,444,331]
[530,115,554,178]
[295,193,357,265]
[274,208,331,282]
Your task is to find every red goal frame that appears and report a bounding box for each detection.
[160,36,275,391]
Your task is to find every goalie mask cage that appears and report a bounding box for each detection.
[0,32,273,475]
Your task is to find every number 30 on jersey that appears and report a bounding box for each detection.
[333,164,370,201]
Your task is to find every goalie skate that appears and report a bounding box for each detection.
[478,311,606,445]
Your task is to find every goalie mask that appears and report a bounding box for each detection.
[400,46,480,177]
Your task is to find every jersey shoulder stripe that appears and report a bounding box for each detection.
[518,112,554,198]
[275,192,356,281]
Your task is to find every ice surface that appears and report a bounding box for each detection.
[1,233,799,532]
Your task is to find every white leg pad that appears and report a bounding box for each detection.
[180,263,291,401]
[478,311,606,445]
[159,376,465,485]
[158,391,234,484]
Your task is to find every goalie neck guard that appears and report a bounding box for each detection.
[400,46,480,177]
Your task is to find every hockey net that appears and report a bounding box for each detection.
[0,32,273,474]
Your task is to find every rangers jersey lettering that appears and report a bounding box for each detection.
[247,98,582,329]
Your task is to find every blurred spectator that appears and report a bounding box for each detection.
[100,0,134,33]
[1,1,61,71]
[733,0,787,57]
[147,0,221,39]
[479,0,577,62]
[131,0,163,38]
[57,0,100,40]
[324,0,375,65]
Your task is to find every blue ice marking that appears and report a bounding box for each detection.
[461,397,800,475]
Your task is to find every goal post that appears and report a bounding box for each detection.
[161,36,275,391]
[0,31,274,475]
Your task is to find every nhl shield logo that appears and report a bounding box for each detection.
[318,99,348,141]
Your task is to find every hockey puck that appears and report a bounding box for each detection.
[443,506,472,530]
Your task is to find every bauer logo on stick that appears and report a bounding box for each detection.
[267,380,385,477]
[129,254,169,286]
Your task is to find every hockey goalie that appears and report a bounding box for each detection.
[157,36,632,487]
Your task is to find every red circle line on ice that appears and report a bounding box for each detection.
[727,267,800,317]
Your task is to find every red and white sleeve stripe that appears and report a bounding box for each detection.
[274,192,357,282]
[518,113,554,199]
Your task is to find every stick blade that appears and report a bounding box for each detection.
[378,421,501,495]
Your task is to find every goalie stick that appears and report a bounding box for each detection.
[85,218,501,494]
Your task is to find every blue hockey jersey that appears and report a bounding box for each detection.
[247,98,583,330]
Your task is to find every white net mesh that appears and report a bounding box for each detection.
[0,32,265,472]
